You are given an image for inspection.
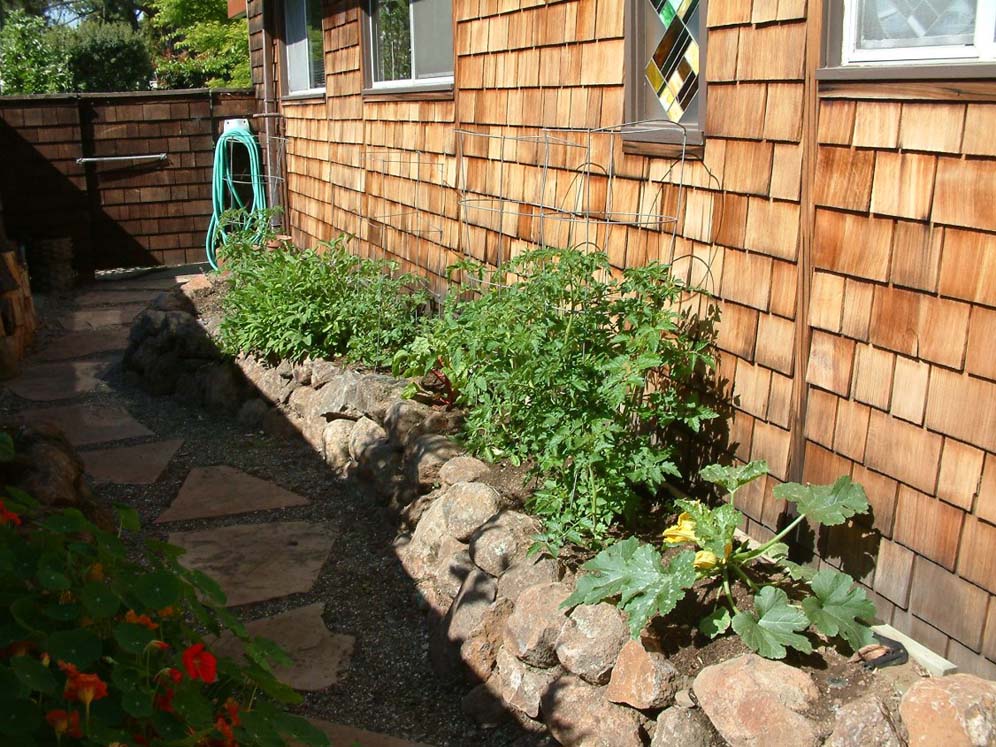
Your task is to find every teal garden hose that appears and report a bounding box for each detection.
[205,121,268,270]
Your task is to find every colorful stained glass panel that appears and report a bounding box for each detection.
[644,0,699,123]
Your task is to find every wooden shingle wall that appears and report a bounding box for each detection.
[253,0,996,675]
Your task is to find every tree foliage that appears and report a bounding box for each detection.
[0,10,69,93]
[150,0,249,89]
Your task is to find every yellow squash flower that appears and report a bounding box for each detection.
[663,512,699,545]
[694,550,719,569]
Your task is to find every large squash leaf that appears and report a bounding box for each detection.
[563,537,697,638]
[801,569,876,651]
[772,476,869,526]
[732,586,812,659]
[699,460,768,495]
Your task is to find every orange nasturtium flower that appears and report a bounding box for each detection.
[85,563,105,582]
[46,709,82,739]
[0,499,22,526]
[182,643,217,683]
[125,610,158,630]
[61,664,108,708]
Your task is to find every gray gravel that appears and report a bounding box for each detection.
[2,276,553,747]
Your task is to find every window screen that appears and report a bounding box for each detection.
[285,0,325,93]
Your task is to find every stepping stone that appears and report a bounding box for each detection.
[19,403,153,447]
[156,465,309,523]
[83,439,183,485]
[212,603,354,691]
[169,521,334,607]
[32,327,130,362]
[6,361,110,401]
[304,720,433,747]
[75,289,161,306]
[57,304,145,331]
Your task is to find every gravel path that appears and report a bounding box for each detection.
[1,267,550,747]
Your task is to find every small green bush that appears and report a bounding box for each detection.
[61,22,153,92]
[0,433,327,746]
[394,248,717,548]
[219,233,431,367]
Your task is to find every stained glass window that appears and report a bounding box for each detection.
[643,0,700,124]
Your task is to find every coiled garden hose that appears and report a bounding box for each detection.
[205,123,267,270]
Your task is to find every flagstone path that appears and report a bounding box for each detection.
[0,266,459,747]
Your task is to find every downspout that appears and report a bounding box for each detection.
[260,0,281,228]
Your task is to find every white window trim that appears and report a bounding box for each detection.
[366,0,453,89]
[841,1,996,65]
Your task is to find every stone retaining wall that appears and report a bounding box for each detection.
[123,276,996,747]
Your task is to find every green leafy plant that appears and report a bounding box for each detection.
[219,230,430,367]
[394,248,717,548]
[0,433,327,746]
[564,461,878,659]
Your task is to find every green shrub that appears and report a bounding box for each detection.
[154,19,251,89]
[0,11,70,94]
[394,248,717,548]
[564,461,877,659]
[60,21,153,92]
[219,233,431,367]
[0,433,327,746]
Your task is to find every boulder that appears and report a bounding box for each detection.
[462,675,507,728]
[309,359,341,388]
[275,360,294,379]
[407,433,464,488]
[428,535,474,601]
[504,582,572,668]
[496,647,561,719]
[440,455,489,486]
[555,603,629,685]
[826,695,902,747]
[442,482,500,542]
[497,557,562,603]
[469,510,538,577]
[262,408,299,440]
[605,638,678,710]
[201,363,243,412]
[288,385,318,418]
[429,568,496,677]
[251,366,296,405]
[179,274,212,296]
[292,360,313,386]
[236,398,269,429]
[540,675,644,747]
[397,495,449,581]
[322,419,354,471]
[693,654,821,747]
[650,707,714,747]
[459,597,514,682]
[899,673,996,747]
[348,417,389,464]
[300,416,326,454]
[314,371,405,422]
[383,399,432,446]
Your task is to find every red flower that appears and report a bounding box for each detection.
[181,643,217,683]
[151,640,170,651]
[63,670,108,707]
[0,499,21,526]
[223,698,240,727]
[165,667,183,684]
[46,709,82,739]
[214,716,237,747]
[154,687,175,713]
[125,610,158,630]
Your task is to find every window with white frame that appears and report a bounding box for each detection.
[284,0,325,94]
[367,0,453,90]
[840,1,996,65]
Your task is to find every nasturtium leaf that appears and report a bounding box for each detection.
[42,601,81,622]
[801,569,876,652]
[10,598,42,633]
[238,709,284,747]
[171,686,214,729]
[134,571,182,609]
[699,460,769,496]
[113,623,157,655]
[563,537,697,638]
[112,504,141,533]
[0,433,14,463]
[699,606,731,638]
[36,564,71,591]
[11,655,56,694]
[245,636,294,669]
[731,586,812,660]
[46,629,101,668]
[41,510,89,534]
[0,696,39,735]
[4,486,38,513]
[773,476,869,526]
[81,582,120,619]
[120,687,154,718]
[269,710,330,747]
[183,568,226,606]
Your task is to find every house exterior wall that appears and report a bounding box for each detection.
[250,0,996,677]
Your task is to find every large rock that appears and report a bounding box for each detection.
[246,364,296,405]
[504,582,571,668]
[397,495,450,581]
[427,535,474,600]
[407,433,464,488]
[383,399,432,446]
[650,707,715,747]
[540,675,644,747]
[237,398,269,429]
[497,557,561,603]
[459,597,514,682]
[693,654,821,747]
[441,482,500,542]
[309,359,341,388]
[605,638,678,710]
[496,647,561,719]
[469,510,538,577]
[288,385,318,418]
[440,455,489,486]
[900,673,996,747]
[348,417,389,463]
[322,419,355,471]
[314,371,405,422]
[429,568,497,678]
[201,363,243,412]
[462,675,506,728]
[555,603,629,685]
[826,695,902,747]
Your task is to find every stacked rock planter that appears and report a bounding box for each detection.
[124,277,996,747]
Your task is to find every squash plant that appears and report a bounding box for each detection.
[563,461,878,659]
[0,434,327,747]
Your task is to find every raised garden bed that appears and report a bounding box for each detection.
[121,273,996,747]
